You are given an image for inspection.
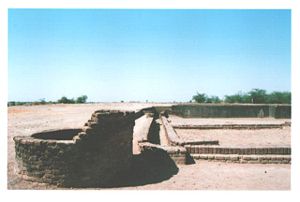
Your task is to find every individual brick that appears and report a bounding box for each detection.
[199,147,204,154]
[255,148,261,155]
[215,156,225,160]
[278,148,284,155]
[203,147,209,154]
[262,148,268,155]
[215,147,222,154]
[185,146,192,153]
[248,160,259,164]
[207,155,214,160]
[224,148,229,154]
[200,155,208,160]
[194,146,199,154]
[230,155,239,161]
[281,159,291,164]
[228,148,235,154]
[240,159,248,163]
[242,156,252,161]
[259,159,269,164]
[82,126,93,134]
[191,146,195,153]
[224,156,231,160]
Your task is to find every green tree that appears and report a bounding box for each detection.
[39,98,46,104]
[267,91,291,104]
[76,95,88,103]
[225,92,251,103]
[192,93,207,103]
[249,89,267,103]
[58,96,75,104]
[206,96,221,103]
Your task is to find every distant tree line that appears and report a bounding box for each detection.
[192,89,291,104]
[8,95,88,106]
[57,95,88,104]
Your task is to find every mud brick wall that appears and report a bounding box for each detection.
[192,154,291,164]
[13,110,136,187]
[185,145,291,155]
[14,136,76,185]
[171,104,291,118]
[74,110,136,187]
[274,105,291,118]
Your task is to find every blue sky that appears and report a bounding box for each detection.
[8,9,291,102]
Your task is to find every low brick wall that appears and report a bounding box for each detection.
[192,154,291,164]
[274,105,291,118]
[171,104,291,118]
[185,145,291,155]
[14,110,136,187]
[172,124,285,130]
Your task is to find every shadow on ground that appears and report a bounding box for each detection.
[106,147,179,188]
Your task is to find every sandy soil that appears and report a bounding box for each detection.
[175,128,291,147]
[7,104,291,190]
[116,160,290,190]
[169,115,290,125]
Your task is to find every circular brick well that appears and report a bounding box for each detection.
[14,129,80,186]
[13,110,136,187]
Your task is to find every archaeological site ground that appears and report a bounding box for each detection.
[8,103,291,190]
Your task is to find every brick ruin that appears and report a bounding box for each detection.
[13,104,291,187]
[14,110,136,187]
[171,104,291,118]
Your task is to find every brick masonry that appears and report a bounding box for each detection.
[172,124,286,130]
[170,104,291,118]
[160,113,291,164]
[14,110,136,187]
[191,154,291,164]
[185,145,291,155]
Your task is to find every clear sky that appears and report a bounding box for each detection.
[8,9,291,102]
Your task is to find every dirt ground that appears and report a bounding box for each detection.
[169,115,291,125]
[7,103,291,190]
[175,128,290,147]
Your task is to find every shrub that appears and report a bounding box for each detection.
[192,93,207,103]
[192,93,221,103]
[57,96,75,104]
[76,95,88,103]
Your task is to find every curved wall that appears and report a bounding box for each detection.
[14,110,136,187]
